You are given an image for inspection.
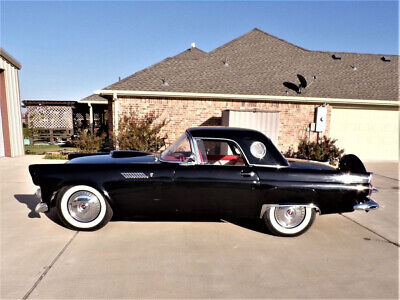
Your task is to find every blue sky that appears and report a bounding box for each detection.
[1,1,398,100]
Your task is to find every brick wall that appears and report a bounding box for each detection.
[114,97,331,152]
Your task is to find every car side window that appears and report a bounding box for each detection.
[161,134,194,162]
[195,139,246,166]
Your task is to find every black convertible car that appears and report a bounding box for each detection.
[29,127,378,236]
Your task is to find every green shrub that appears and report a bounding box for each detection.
[74,129,106,153]
[284,136,344,165]
[115,112,167,152]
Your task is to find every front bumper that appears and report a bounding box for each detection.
[353,197,379,212]
[34,188,49,213]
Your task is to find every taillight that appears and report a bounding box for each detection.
[368,183,373,196]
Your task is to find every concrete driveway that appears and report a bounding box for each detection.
[1,156,398,299]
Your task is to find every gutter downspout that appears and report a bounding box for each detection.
[112,92,119,149]
[88,103,93,133]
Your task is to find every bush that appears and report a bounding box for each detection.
[115,112,167,152]
[44,153,68,160]
[74,129,106,153]
[284,136,344,165]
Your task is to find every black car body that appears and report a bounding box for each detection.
[29,127,379,236]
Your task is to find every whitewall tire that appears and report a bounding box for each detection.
[56,185,113,231]
[263,206,316,237]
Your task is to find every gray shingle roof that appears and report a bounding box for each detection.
[102,28,399,101]
[80,94,108,102]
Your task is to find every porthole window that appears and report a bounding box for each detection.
[250,141,266,159]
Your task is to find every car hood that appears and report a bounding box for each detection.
[287,158,337,171]
[67,153,158,164]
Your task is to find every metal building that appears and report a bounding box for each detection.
[0,48,24,157]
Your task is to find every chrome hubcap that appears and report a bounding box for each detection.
[274,206,306,229]
[67,191,101,223]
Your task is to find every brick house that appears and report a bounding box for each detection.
[90,28,398,160]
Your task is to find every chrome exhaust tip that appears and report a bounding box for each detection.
[35,202,49,214]
[354,198,379,212]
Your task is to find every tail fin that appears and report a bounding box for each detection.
[339,154,367,174]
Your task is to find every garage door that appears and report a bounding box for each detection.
[330,107,399,161]
[222,110,280,145]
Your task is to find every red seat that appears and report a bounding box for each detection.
[207,155,244,165]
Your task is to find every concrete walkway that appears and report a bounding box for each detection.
[343,161,399,245]
[1,156,398,299]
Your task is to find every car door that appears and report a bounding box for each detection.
[104,163,174,217]
[173,164,258,217]
[172,138,259,218]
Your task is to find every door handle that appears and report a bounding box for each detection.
[241,171,255,177]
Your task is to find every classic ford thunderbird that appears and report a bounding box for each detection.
[29,127,378,236]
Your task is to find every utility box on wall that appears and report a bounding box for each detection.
[315,106,327,132]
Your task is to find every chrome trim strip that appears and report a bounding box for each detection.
[259,203,320,218]
[337,173,371,184]
[251,163,289,168]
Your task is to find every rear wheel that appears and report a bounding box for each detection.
[263,206,316,237]
[56,185,113,231]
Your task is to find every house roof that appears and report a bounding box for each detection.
[80,94,108,104]
[101,28,398,102]
[22,100,76,106]
[0,48,22,70]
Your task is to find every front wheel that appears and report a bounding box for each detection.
[56,185,113,231]
[263,206,316,237]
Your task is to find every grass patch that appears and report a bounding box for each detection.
[25,144,76,155]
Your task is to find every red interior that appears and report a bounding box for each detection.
[163,154,244,164]
[162,155,184,161]
[207,155,244,164]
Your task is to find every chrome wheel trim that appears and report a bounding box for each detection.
[67,191,101,223]
[274,206,306,229]
[60,185,107,229]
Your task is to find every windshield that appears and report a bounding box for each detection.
[160,133,194,162]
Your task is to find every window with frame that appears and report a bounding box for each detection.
[195,139,246,166]
[161,134,193,162]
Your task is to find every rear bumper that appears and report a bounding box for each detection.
[353,197,379,211]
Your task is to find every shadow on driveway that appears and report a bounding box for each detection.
[14,193,271,235]
[14,193,64,227]
[14,194,41,218]
[114,215,269,235]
